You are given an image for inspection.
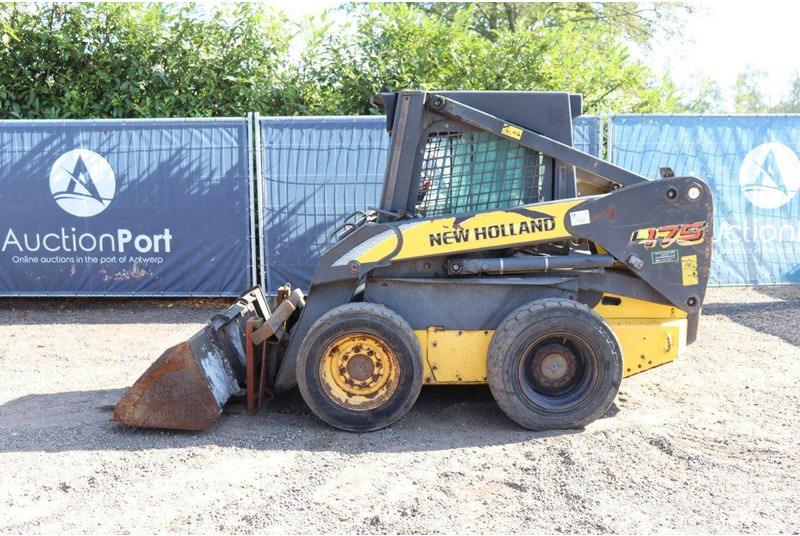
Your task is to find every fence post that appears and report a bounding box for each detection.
[254,112,267,291]
[606,112,614,163]
[246,112,258,288]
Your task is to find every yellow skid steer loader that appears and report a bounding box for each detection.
[113,91,713,432]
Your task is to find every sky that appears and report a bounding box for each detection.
[649,1,800,105]
[261,0,800,105]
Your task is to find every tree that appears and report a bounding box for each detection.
[770,74,800,113]
[683,74,724,113]
[414,2,692,47]
[0,3,292,118]
[0,4,18,48]
[299,2,684,115]
[733,67,769,114]
[684,68,800,114]
[0,2,690,118]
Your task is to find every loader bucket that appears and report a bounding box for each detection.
[113,287,270,431]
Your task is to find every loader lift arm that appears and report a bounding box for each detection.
[424,93,648,189]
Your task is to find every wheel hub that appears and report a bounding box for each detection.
[531,343,578,391]
[541,353,569,380]
[346,353,375,382]
[319,334,400,411]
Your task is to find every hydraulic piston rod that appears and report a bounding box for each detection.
[445,254,616,275]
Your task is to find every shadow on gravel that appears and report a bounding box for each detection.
[754,286,800,301]
[703,300,800,346]
[0,385,597,454]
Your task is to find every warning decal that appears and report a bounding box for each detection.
[681,254,699,286]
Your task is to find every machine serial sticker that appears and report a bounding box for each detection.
[652,250,680,264]
[569,210,591,226]
[681,254,699,286]
[501,124,523,140]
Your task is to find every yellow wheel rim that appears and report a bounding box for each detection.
[319,333,400,411]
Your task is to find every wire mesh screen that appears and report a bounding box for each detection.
[611,114,800,285]
[417,130,545,217]
[573,115,602,157]
[259,116,387,292]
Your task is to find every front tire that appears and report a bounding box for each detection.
[296,302,423,432]
[487,298,622,431]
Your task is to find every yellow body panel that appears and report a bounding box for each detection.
[416,328,491,384]
[608,319,686,377]
[413,294,688,384]
[354,199,583,264]
[593,294,687,377]
[592,294,686,320]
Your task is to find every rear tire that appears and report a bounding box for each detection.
[487,298,622,431]
[296,303,423,432]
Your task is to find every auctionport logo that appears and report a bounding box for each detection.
[2,148,173,264]
[739,142,800,209]
[49,149,116,217]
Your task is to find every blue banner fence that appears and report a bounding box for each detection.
[0,117,255,296]
[610,115,800,285]
[2,112,799,295]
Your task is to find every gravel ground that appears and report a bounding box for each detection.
[0,287,798,534]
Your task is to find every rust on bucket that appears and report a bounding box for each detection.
[112,340,222,431]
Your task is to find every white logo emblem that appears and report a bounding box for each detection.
[739,142,800,209]
[49,149,116,217]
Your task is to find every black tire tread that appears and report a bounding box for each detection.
[487,298,622,431]
[296,302,423,432]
